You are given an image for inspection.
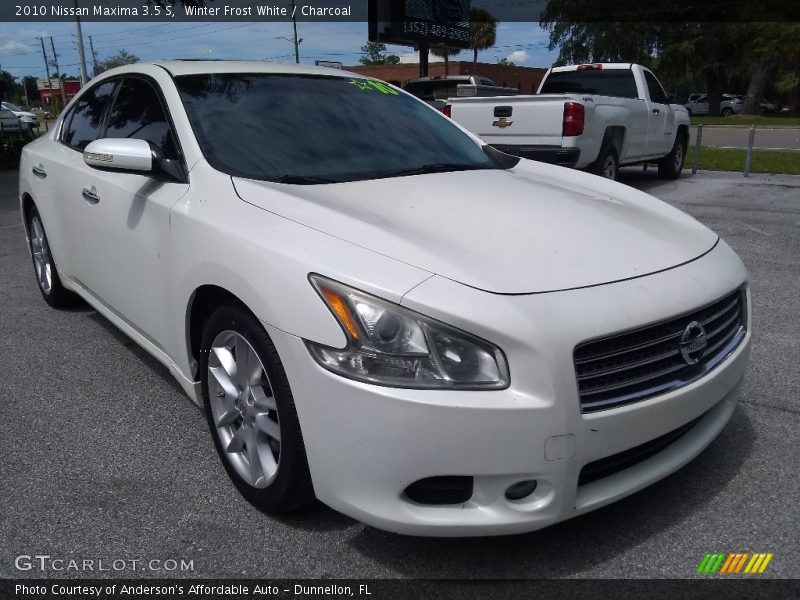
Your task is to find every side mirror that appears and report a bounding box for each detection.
[83,138,153,173]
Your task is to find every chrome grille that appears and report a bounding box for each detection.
[574,288,746,412]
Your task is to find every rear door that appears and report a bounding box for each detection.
[70,76,189,346]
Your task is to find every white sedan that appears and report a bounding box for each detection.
[19,61,751,536]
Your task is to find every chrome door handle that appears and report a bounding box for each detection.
[32,165,47,178]
[652,108,660,115]
[82,186,100,204]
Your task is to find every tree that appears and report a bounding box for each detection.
[738,23,800,114]
[469,7,497,64]
[497,58,515,67]
[359,42,400,66]
[0,71,18,105]
[96,50,139,74]
[431,46,460,75]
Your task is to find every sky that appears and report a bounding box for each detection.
[0,20,557,80]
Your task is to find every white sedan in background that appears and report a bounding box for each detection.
[2,101,40,130]
[19,61,751,536]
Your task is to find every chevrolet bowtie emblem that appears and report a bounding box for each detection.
[492,117,513,128]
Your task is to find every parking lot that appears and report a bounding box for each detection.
[1,167,798,580]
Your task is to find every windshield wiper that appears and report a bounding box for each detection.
[378,163,489,179]
[271,175,338,185]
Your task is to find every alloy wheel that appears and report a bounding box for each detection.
[674,144,684,171]
[602,155,617,179]
[207,330,281,488]
[30,216,52,294]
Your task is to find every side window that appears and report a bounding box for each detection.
[62,81,117,151]
[105,77,179,160]
[644,71,668,104]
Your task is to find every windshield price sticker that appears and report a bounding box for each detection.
[348,79,399,95]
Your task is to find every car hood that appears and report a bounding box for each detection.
[233,162,718,294]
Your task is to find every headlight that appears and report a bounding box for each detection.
[305,275,509,389]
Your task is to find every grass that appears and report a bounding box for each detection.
[686,146,800,175]
[690,113,800,127]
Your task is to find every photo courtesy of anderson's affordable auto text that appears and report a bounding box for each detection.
[0,0,798,598]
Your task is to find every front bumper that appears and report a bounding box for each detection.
[268,240,750,536]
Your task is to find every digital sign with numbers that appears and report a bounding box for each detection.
[369,0,472,49]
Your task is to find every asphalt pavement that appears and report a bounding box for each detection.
[1,167,799,580]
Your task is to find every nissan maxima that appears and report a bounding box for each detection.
[19,61,751,536]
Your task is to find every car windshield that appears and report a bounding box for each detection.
[3,102,22,111]
[175,73,498,183]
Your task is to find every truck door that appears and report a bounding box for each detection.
[643,70,675,156]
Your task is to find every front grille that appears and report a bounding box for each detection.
[575,288,746,412]
[578,414,703,486]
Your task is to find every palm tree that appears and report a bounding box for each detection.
[469,7,497,65]
[431,46,461,75]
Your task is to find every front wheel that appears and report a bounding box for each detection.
[27,205,78,308]
[200,304,314,513]
[721,107,734,116]
[658,135,687,180]
[593,145,618,180]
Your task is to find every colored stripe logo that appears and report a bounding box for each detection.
[697,552,773,574]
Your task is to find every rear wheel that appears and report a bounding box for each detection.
[27,205,78,308]
[200,304,314,513]
[593,145,618,180]
[658,134,687,180]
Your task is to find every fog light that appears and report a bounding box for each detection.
[505,480,537,501]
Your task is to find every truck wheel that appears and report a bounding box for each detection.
[658,134,687,180]
[593,146,618,180]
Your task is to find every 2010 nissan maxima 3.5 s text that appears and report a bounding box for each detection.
[19,61,751,536]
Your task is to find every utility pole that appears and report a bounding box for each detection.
[74,0,89,85]
[49,36,67,105]
[39,37,53,111]
[291,0,300,63]
[88,36,99,76]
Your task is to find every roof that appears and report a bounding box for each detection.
[151,60,355,78]
[550,63,634,72]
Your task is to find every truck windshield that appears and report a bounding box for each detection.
[175,73,498,183]
[539,70,639,99]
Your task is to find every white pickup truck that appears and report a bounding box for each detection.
[445,63,690,181]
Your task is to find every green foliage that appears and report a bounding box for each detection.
[496,58,516,67]
[96,50,140,74]
[0,137,31,168]
[469,7,497,64]
[359,42,400,66]
[0,70,18,105]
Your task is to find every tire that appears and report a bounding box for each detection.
[200,304,314,513]
[721,107,733,117]
[26,205,79,308]
[592,145,618,180]
[658,134,687,180]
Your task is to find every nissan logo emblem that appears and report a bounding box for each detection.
[679,320,708,365]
